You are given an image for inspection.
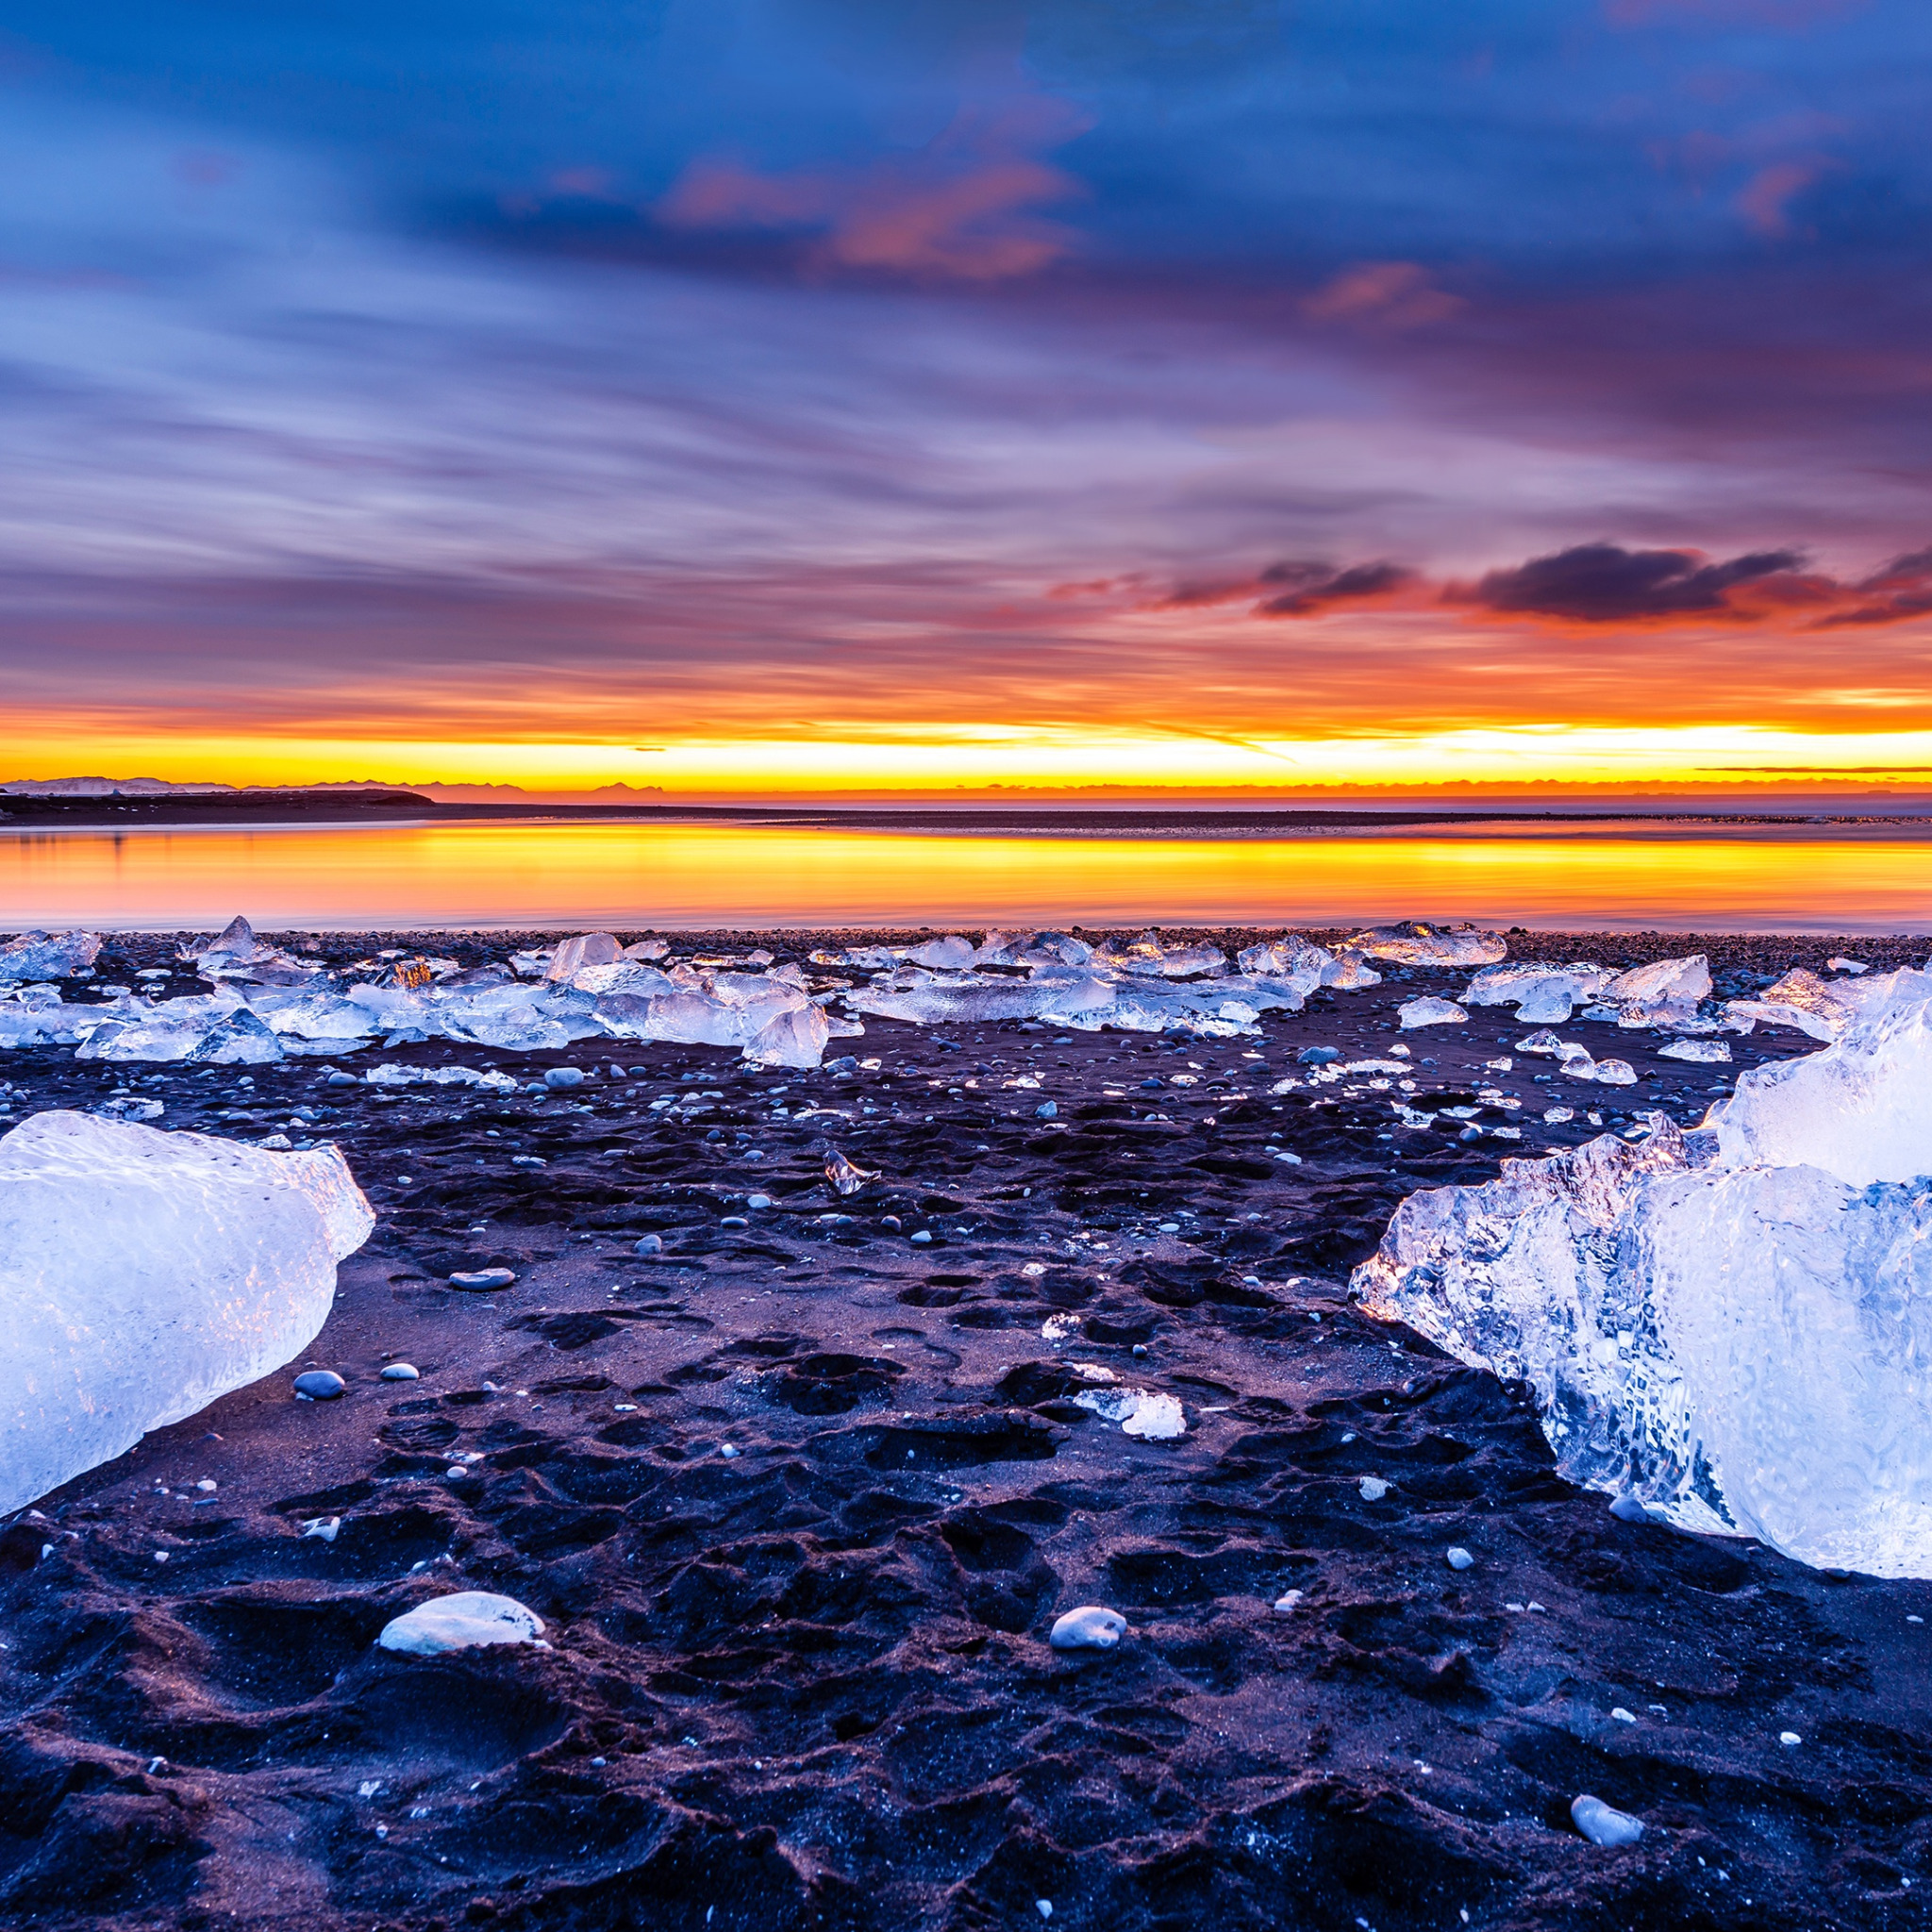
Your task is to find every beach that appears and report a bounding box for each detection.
[3,926,1927,1928]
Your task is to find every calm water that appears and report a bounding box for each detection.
[4,819,1931,934]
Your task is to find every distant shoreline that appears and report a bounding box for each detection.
[8,787,1932,840]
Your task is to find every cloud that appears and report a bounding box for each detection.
[1256,560,1415,616]
[1736,158,1828,237]
[656,99,1085,281]
[1302,261,1462,330]
[1468,542,1810,623]
[1811,549,1932,627]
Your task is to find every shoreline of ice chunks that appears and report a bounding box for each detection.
[0,1111,374,1516]
[831,928,1387,1038]
[1462,953,1719,1031]
[4,920,843,1071]
[1353,986,1932,1578]
[1724,959,1932,1041]
[0,929,104,983]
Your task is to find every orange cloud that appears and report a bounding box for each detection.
[1302,261,1463,330]
[658,101,1086,281]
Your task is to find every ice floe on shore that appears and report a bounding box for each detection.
[0,1112,373,1514]
[1354,983,1932,1577]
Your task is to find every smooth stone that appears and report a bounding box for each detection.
[1608,1493,1651,1523]
[910,1229,933,1244]
[449,1268,516,1290]
[1358,1476,1390,1502]
[1445,1545,1474,1571]
[720,1215,748,1228]
[1035,1101,1058,1119]
[1298,1045,1341,1066]
[293,1370,345,1400]
[326,1072,359,1088]
[633,1235,663,1256]
[543,1067,587,1089]
[1570,1794,1644,1848]
[1049,1605,1127,1651]
[376,1591,545,1656]
[380,1362,420,1381]
[746,1194,773,1208]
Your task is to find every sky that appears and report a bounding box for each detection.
[4,0,1932,797]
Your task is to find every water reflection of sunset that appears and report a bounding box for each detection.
[8,821,1929,935]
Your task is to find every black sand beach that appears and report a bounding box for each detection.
[3,928,1928,1931]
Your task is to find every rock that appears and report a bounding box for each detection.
[1035,1101,1058,1119]
[326,1071,359,1088]
[1298,1045,1341,1066]
[746,1193,773,1209]
[1445,1545,1474,1571]
[380,1362,420,1381]
[1570,1794,1644,1848]
[1049,1606,1127,1651]
[1358,1476,1390,1501]
[633,1234,664,1256]
[0,1113,373,1514]
[448,1268,516,1291]
[543,1067,587,1089]
[910,1229,933,1245]
[293,1370,346,1400]
[376,1591,546,1656]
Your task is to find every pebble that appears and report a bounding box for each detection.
[293,1370,345,1400]
[910,1229,933,1244]
[1358,1476,1390,1502]
[1445,1545,1474,1571]
[326,1072,359,1088]
[544,1067,587,1089]
[720,1215,748,1228]
[720,1443,740,1458]
[881,1215,903,1231]
[380,1362,420,1381]
[376,1591,546,1656]
[746,1194,773,1209]
[1273,1590,1305,1613]
[1571,1794,1643,1847]
[634,1234,664,1256]
[1049,1605,1127,1651]
[449,1268,516,1291]
[1298,1045,1341,1066]
[1779,1730,1803,1747]
[1608,1493,1651,1523]
[1035,1101,1058,1119]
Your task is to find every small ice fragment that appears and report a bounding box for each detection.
[1828,957,1870,974]
[1543,1106,1574,1124]
[1610,1707,1636,1724]
[1049,1605,1127,1651]
[1608,1493,1650,1523]
[1037,1903,1054,1922]
[293,1370,345,1400]
[300,1516,340,1542]
[1358,1476,1390,1502]
[1347,922,1507,967]
[746,1193,773,1209]
[1445,1545,1474,1571]
[720,1443,740,1459]
[380,1362,419,1381]
[1274,1589,1305,1612]
[449,1268,515,1290]
[1571,1794,1643,1847]
[1658,1038,1731,1063]
[377,1591,545,1655]
[1398,997,1468,1031]
[823,1145,878,1196]
[1035,1100,1058,1119]
[1779,1730,1802,1747]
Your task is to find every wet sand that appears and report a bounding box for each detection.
[3,927,1928,1930]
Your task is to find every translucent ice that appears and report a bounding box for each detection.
[1600,955,1711,1008]
[1354,996,1932,1574]
[0,1112,373,1515]
[1462,962,1609,1025]
[1659,1038,1731,1063]
[376,1592,545,1656]
[1398,997,1468,1030]
[1347,922,1507,967]
[0,930,103,982]
[1725,964,1932,1042]
[545,932,624,982]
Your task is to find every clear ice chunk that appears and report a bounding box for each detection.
[0,930,103,982]
[1354,993,1932,1576]
[1346,922,1507,966]
[0,1112,373,1514]
[1397,997,1469,1029]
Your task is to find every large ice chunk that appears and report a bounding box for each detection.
[0,930,104,982]
[1462,962,1609,1025]
[1346,922,1507,967]
[1353,997,1932,1576]
[0,1112,374,1514]
[1724,964,1932,1042]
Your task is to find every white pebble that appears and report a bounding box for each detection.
[377,1591,546,1656]
[300,1516,341,1543]
[1779,1730,1803,1747]
[1049,1605,1127,1651]
[1037,1903,1054,1921]
[1610,1707,1636,1724]
[1445,1545,1474,1571]
[1358,1476,1390,1502]
[720,1443,740,1459]
[380,1362,420,1381]
[1571,1793,1644,1847]
[1273,1590,1305,1613]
